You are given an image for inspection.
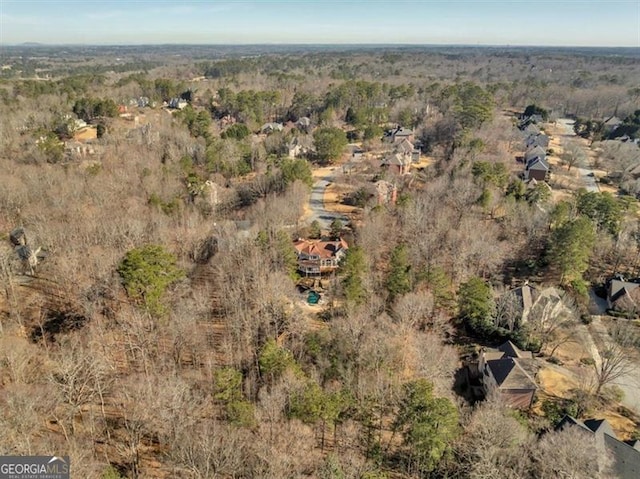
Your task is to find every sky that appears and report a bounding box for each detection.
[0,0,639,47]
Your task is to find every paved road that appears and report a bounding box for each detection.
[308,171,349,231]
[556,118,599,193]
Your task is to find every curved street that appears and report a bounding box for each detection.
[307,168,349,231]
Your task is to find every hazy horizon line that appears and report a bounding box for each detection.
[2,42,639,49]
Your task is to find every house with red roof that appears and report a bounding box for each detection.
[293,238,348,275]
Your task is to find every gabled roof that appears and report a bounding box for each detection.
[525,145,546,162]
[482,341,537,392]
[510,284,538,314]
[498,340,533,359]
[15,245,34,261]
[261,122,283,132]
[525,133,549,148]
[557,415,594,434]
[486,357,537,390]
[522,123,541,134]
[296,116,311,127]
[382,152,411,167]
[584,418,616,437]
[395,138,415,154]
[526,157,549,171]
[604,116,623,127]
[604,434,640,479]
[522,114,544,124]
[384,126,413,141]
[609,278,640,303]
[394,127,413,137]
[558,416,640,479]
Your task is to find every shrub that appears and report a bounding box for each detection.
[308,220,321,239]
[619,406,635,419]
[541,398,579,425]
[570,278,590,299]
[345,187,370,208]
[580,357,596,366]
[227,400,256,427]
[117,244,184,315]
[602,385,624,403]
[102,466,125,479]
[221,123,250,140]
[259,339,301,380]
[363,124,383,141]
[213,367,243,403]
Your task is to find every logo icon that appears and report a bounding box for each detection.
[0,456,70,479]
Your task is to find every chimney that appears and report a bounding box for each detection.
[391,185,398,205]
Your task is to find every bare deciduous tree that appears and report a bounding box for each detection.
[393,290,451,334]
[592,324,637,396]
[530,425,613,479]
[452,398,531,479]
[523,288,578,356]
[493,289,523,331]
[561,140,586,171]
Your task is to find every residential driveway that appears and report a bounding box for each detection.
[588,289,609,315]
[556,118,599,193]
[308,170,349,230]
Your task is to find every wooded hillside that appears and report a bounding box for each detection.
[0,45,639,478]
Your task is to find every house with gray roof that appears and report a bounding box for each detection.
[524,157,549,181]
[524,145,547,163]
[512,284,536,315]
[296,116,312,132]
[383,126,414,144]
[525,133,550,149]
[287,135,314,159]
[261,122,284,134]
[603,116,623,134]
[168,98,188,110]
[478,341,538,409]
[498,283,539,328]
[381,152,412,175]
[607,276,640,317]
[395,138,421,163]
[521,123,541,135]
[557,415,640,479]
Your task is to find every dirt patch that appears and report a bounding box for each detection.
[601,411,638,440]
[537,362,638,440]
[73,126,97,141]
[547,336,592,366]
[324,183,360,215]
[312,166,337,179]
[549,164,584,198]
[410,155,434,170]
[592,168,618,195]
[538,366,579,398]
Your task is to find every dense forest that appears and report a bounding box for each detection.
[0,45,640,478]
